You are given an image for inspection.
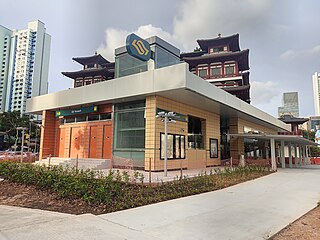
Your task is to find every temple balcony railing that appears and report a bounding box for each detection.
[278,130,303,136]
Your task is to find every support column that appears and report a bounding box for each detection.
[299,145,302,166]
[294,144,298,167]
[303,146,307,165]
[288,142,293,168]
[280,140,285,168]
[39,110,57,160]
[270,138,276,171]
[305,146,310,164]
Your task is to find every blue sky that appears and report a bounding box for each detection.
[1,0,320,117]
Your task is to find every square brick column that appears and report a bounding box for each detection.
[39,110,57,160]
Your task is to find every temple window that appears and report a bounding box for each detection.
[210,64,222,78]
[197,65,208,78]
[224,63,236,76]
[85,63,95,69]
[84,79,92,85]
[75,80,83,88]
[209,46,228,54]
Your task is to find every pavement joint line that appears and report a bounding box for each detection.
[0,214,72,231]
[97,215,143,231]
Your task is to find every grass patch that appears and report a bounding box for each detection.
[0,161,271,213]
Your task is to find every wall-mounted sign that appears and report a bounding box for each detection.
[126,33,151,62]
[156,108,188,122]
[56,106,98,117]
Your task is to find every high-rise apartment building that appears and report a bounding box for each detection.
[0,20,51,114]
[313,72,320,116]
[0,25,12,112]
[278,92,299,117]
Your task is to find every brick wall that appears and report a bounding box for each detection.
[145,95,221,171]
[39,110,57,159]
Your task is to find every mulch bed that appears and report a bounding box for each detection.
[0,180,106,215]
[271,206,320,240]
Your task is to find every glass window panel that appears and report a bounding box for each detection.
[116,101,145,110]
[88,114,99,121]
[181,136,185,158]
[65,117,75,123]
[167,135,174,159]
[76,116,86,122]
[210,67,222,77]
[115,53,148,78]
[175,135,180,158]
[100,113,111,120]
[225,66,235,75]
[198,69,207,78]
[155,47,180,69]
[117,130,145,149]
[118,111,145,129]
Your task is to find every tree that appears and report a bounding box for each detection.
[302,130,315,142]
[0,111,31,150]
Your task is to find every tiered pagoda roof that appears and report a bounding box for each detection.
[181,49,249,71]
[196,34,240,52]
[72,54,110,66]
[180,33,251,103]
[61,54,115,87]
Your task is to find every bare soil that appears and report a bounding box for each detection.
[271,206,320,240]
[0,180,106,215]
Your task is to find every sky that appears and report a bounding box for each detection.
[1,0,320,117]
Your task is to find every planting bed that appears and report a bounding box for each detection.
[0,162,271,215]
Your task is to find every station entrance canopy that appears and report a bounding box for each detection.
[229,133,317,171]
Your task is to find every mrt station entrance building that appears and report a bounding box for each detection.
[26,35,315,171]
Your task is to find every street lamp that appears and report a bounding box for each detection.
[156,111,176,177]
[16,127,28,163]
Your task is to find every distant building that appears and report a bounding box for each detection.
[0,25,12,112]
[312,72,320,116]
[0,20,51,114]
[278,92,299,117]
[181,34,251,103]
[62,54,114,88]
[306,116,320,131]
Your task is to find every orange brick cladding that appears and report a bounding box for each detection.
[39,110,57,159]
[40,104,113,160]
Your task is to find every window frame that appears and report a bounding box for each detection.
[197,65,209,79]
[160,133,186,160]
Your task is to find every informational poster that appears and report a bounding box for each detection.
[210,138,218,158]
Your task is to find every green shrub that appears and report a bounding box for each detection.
[0,161,270,213]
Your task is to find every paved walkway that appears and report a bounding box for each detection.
[0,166,320,240]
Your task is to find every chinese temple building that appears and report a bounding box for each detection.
[62,54,115,88]
[278,114,309,135]
[181,34,250,103]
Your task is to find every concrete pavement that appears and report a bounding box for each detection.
[0,167,320,240]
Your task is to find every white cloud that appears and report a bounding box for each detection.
[97,0,275,59]
[250,81,279,105]
[280,45,320,61]
[173,0,273,50]
[97,24,180,61]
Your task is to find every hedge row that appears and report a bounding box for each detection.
[0,162,270,213]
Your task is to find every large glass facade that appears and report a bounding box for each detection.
[155,46,180,69]
[115,53,148,78]
[113,100,146,168]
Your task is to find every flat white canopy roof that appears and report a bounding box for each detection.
[26,63,290,132]
[230,133,317,146]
